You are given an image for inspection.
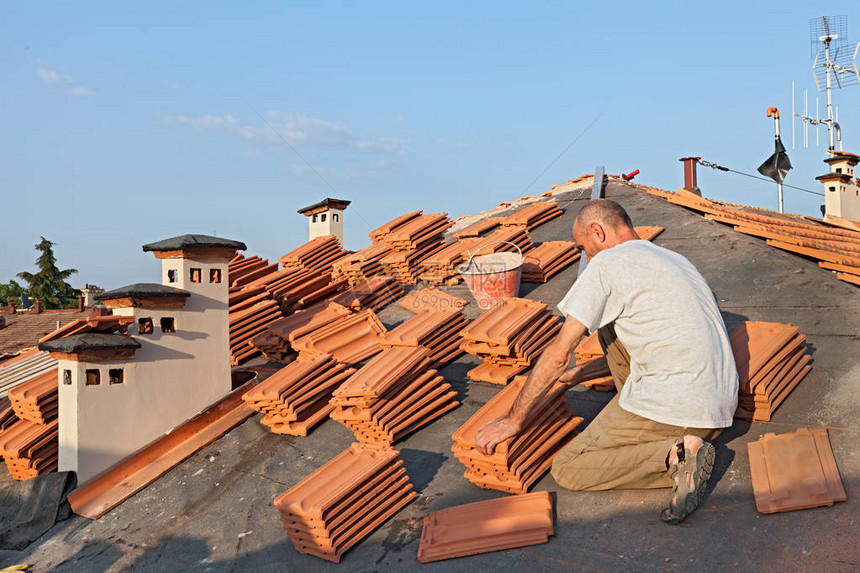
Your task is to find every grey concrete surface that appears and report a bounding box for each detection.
[1,181,858,572]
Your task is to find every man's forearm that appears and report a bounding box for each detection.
[507,342,573,427]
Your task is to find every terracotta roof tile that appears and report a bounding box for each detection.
[243,355,354,436]
[368,211,423,243]
[453,217,504,239]
[38,315,134,344]
[330,347,459,445]
[460,298,561,385]
[452,377,582,493]
[379,309,468,366]
[420,238,483,286]
[290,309,386,365]
[273,443,415,563]
[399,288,467,313]
[730,321,812,422]
[748,428,846,514]
[278,235,352,275]
[7,369,58,425]
[417,491,554,563]
[651,187,860,287]
[0,417,58,480]
[522,241,581,283]
[499,201,563,231]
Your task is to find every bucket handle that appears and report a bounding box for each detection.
[462,241,523,274]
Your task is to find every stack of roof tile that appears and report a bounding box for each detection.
[274,442,416,563]
[242,355,355,436]
[460,297,561,385]
[328,276,404,312]
[367,212,453,284]
[522,241,581,283]
[466,227,534,257]
[452,377,582,494]
[368,211,422,244]
[7,369,58,424]
[278,235,351,275]
[379,309,467,367]
[382,212,451,248]
[228,254,280,288]
[454,217,503,239]
[420,238,482,286]
[0,418,59,480]
[499,201,563,231]
[330,347,459,445]
[229,298,284,365]
[648,188,860,287]
[331,243,392,285]
[417,491,554,563]
[378,242,446,284]
[290,309,387,365]
[730,321,812,422]
[399,288,467,313]
[0,369,60,479]
[0,397,18,439]
[251,302,353,363]
[748,427,846,514]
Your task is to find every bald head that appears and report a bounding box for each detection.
[574,199,634,232]
[572,199,639,259]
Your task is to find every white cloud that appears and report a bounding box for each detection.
[65,86,97,97]
[165,111,404,153]
[36,67,72,84]
[165,114,238,129]
[37,67,97,98]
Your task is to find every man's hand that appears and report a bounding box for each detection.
[474,416,521,455]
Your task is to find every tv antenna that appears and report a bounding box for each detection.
[793,15,860,152]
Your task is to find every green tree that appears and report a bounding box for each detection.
[0,279,26,307]
[17,237,79,309]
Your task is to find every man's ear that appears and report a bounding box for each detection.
[590,221,606,243]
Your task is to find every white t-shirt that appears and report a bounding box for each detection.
[558,240,738,428]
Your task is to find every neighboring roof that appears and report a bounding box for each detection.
[636,186,860,287]
[0,349,57,399]
[0,308,94,355]
[141,234,246,252]
[96,283,191,301]
[297,198,351,215]
[38,333,141,354]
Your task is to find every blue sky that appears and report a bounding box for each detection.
[1,2,857,289]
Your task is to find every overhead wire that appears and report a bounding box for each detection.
[697,159,825,197]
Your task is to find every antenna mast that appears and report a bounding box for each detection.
[793,15,860,151]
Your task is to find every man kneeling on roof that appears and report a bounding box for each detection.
[475,199,738,524]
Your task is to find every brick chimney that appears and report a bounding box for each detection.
[6,302,14,314]
[78,294,85,312]
[679,157,702,196]
[34,299,42,314]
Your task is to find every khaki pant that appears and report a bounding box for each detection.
[550,324,722,491]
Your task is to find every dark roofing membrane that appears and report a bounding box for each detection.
[142,234,247,252]
[38,333,141,353]
[96,283,190,301]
